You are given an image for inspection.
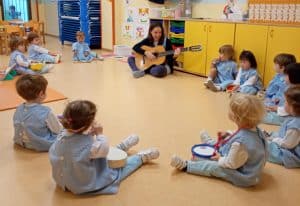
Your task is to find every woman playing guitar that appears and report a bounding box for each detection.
[128,22,181,78]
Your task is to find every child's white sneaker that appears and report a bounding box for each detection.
[137,148,160,163]
[207,80,220,92]
[170,155,187,170]
[200,130,211,143]
[54,54,61,63]
[116,134,139,151]
[96,54,104,61]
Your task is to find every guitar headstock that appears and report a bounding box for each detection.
[188,45,202,52]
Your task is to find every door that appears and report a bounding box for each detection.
[44,1,58,36]
[205,22,235,76]
[102,0,113,50]
[234,24,269,85]
[184,21,207,75]
[264,26,300,85]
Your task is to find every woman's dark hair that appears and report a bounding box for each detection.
[239,50,257,69]
[61,100,97,134]
[284,63,300,84]
[147,22,165,44]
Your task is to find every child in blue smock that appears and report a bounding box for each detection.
[231,50,262,95]
[27,32,61,63]
[264,53,296,107]
[72,31,103,62]
[266,85,300,168]
[263,63,300,125]
[49,100,159,195]
[9,37,53,75]
[170,94,267,187]
[204,44,237,92]
[13,74,62,151]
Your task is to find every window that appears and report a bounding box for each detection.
[1,0,31,21]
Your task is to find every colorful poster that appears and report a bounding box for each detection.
[122,23,135,39]
[134,24,149,39]
[125,7,138,23]
[137,8,150,24]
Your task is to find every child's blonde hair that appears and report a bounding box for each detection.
[229,93,265,128]
[219,45,234,60]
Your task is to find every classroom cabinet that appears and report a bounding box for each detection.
[184,21,235,75]
[204,22,236,76]
[184,21,207,74]
[264,26,300,85]
[156,17,300,86]
[234,24,269,84]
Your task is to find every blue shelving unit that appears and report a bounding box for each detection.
[58,0,101,49]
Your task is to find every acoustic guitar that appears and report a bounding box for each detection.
[133,45,202,70]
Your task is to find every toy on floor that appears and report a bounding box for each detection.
[0,64,17,81]
[107,147,128,168]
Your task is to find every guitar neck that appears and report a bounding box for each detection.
[157,47,188,57]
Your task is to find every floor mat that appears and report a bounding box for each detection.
[0,78,67,111]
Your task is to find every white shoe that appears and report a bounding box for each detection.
[170,155,187,170]
[207,80,219,92]
[137,148,160,163]
[200,130,211,143]
[54,54,61,64]
[116,134,139,151]
[203,81,209,88]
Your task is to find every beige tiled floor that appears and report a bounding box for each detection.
[0,37,299,206]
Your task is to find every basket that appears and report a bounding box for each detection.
[113,45,132,57]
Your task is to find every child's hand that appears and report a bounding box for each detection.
[89,122,103,135]
[272,98,280,104]
[49,51,58,56]
[174,48,181,57]
[266,105,278,112]
[211,152,221,161]
[231,85,240,91]
[145,51,156,60]
[84,51,90,57]
[211,58,220,67]
[218,131,230,139]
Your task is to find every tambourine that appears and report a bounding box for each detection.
[107,147,127,168]
[191,144,215,160]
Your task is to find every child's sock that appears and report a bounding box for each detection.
[203,77,212,88]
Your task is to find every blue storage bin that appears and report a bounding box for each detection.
[58,0,101,48]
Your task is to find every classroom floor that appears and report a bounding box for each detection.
[0,36,299,206]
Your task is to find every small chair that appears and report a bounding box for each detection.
[24,20,45,44]
[0,25,23,55]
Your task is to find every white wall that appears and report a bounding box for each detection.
[102,0,113,50]
[43,1,59,36]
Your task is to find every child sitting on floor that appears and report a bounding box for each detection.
[204,44,237,92]
[263,63,300,125]
[264,53,296,107]
[231,50,263,95]
[266,85,300,168]
[170,93,267,187]
[9,37,53,75]
[13,74,62,151]
[49,100,159,195]
[72,31,103,62]
[27,32,61,63]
